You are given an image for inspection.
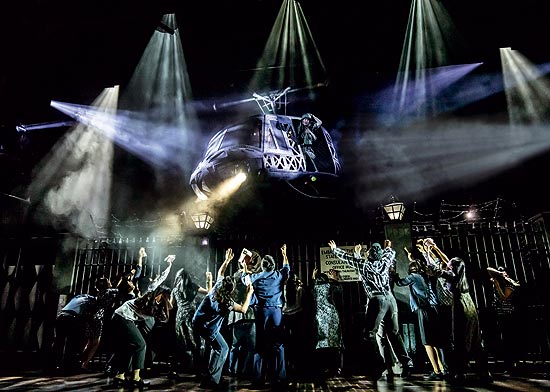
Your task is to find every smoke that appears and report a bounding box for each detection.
[345,119,550,209]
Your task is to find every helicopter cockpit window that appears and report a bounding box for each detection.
[264,118,289,151]
[219,121,261,150]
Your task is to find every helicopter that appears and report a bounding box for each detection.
[189,85,342,201]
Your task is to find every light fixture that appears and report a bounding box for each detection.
[191,212,214,230]
[383,196,405,221]
[156,21,175,35]
[156,14,177,35]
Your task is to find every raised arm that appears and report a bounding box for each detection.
[382,239,397,269]
[312,266,319,280]
[206,271,213,292]
[487,267,520,286]
[218,248,234,279]
[354,244,362,258]
[328,240,363,269]
[404,246,414,262]
[198,271,213,294]
[148,254,174,292]
[135,247,146,279]
[425,238,450,269]
[487,267,504,282]
[138,247,147,265]
[281,244,289,266]
[487,267,518,299]
[311,113,322,130]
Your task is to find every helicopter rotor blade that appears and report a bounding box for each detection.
[210,81,328,113]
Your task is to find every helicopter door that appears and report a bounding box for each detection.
[262,114,305,173]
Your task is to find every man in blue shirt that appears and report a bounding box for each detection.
[243,244,290,390]
[51,294,96,373]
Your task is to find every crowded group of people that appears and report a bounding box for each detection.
[49,238,520,389]
[327,237,519,385]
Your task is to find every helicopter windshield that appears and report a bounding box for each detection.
[219,119,262,150]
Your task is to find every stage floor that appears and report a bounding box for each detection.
[1,369,549,392]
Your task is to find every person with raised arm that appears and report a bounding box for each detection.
[328,239,413,382]
[192,249,254,390]
[169,267,212,378]
[429,241,492,384]
[487,265,521,374]
[109,254,175,388]
[227,248,261,379]
[244,244,290,390]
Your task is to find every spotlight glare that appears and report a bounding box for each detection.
[235,172,247,183]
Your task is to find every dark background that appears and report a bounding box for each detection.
[2,0,550,234]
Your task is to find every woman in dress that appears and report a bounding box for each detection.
[170,267,212,376]
[311,267,344,378]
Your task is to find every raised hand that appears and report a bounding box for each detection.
[328,240,337,250]
[225,248,234,262]
[164,255,176,264]
[312,266,319,279]
[354,244,362,253]
[281,244,287,255]
[404,246,413,262]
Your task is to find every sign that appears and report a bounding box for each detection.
[319,245,368,282]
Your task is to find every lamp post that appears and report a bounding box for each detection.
[191,212,214,230]
[189,211,214,283]
[383,196,406,221]
[382,196,414,342]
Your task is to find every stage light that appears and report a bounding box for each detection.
[156,21,175,35]
[235,172,247,183]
